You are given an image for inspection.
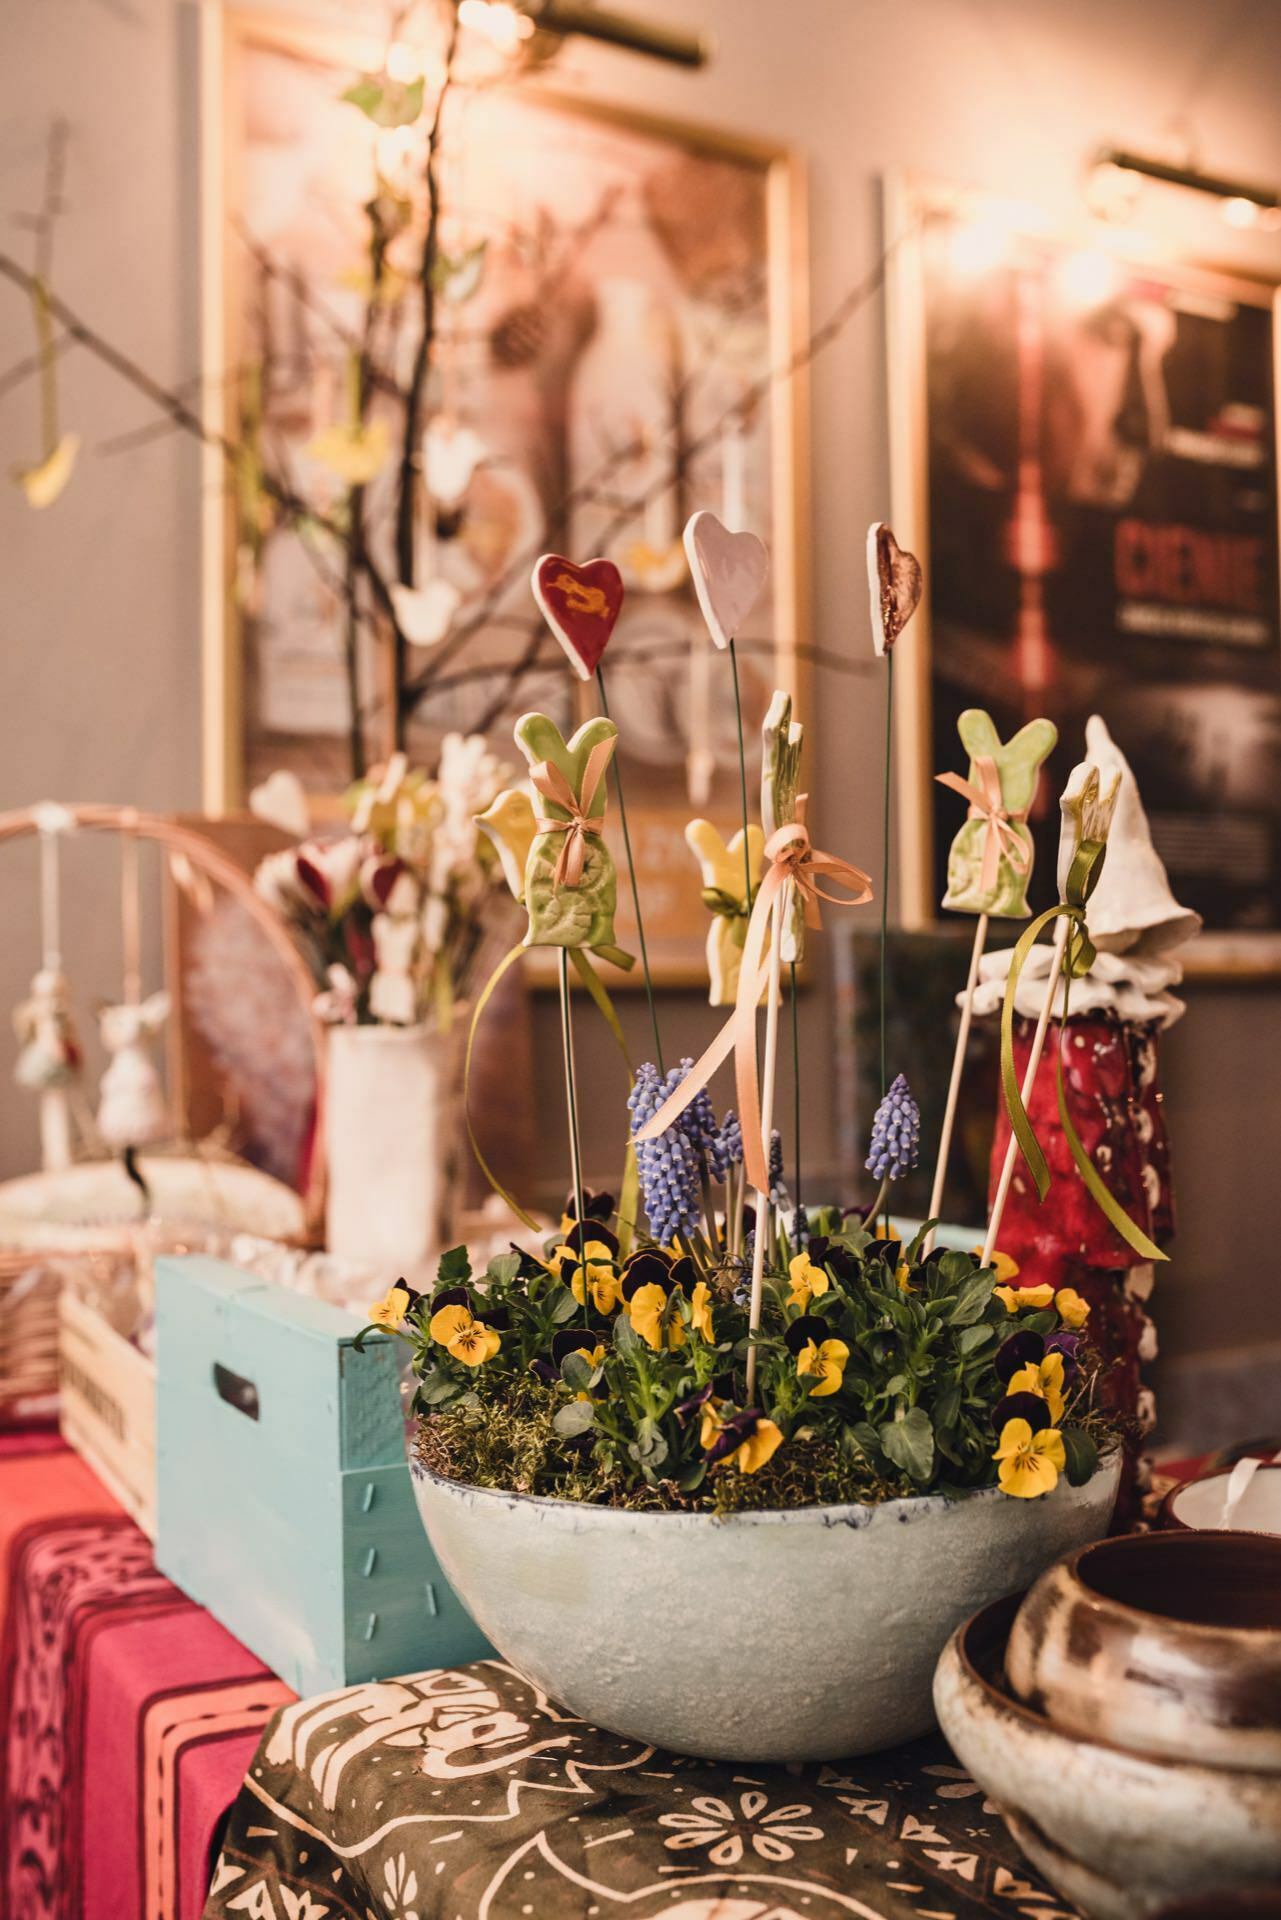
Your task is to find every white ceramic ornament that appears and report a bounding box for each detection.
[248,770,310,840]
[96,991,171,1150]
[1081,714,1202,956]
[683,509,769,650]
[390,577,462,650]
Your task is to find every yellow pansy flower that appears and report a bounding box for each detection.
[1006,1353,1066,1424]
[688,1280,714,1342]
[994,1282,1056,1315]
[572,1343,607,1402]
[973,1245,1020,1284]
[428,1302,501,1367]
[895,1262,915,1294]
[994,1417,1066,1498]
[699,1396,726,1451]
[569,1243,624,1314]
[796,1336,850,1398]
[1055,1287,1090,1329]
[728,1417,785,1474]
[369,1283,411,1331]
[627,1281,686,1352]
[787,1250,829,1311]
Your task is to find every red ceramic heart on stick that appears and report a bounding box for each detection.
[532,554,625,681]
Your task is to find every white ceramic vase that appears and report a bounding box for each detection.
[412,1450,1121,1762]
[324,1022,464,1280]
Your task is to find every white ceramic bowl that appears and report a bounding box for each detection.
[1166,1463,1281,1535]
[412,1449,1119,1762]
[935,1596,1281,1920]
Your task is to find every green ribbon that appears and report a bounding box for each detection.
[999,840,1167,1265]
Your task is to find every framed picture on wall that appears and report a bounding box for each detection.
[885,176,1281,976]
[201,9,809,982]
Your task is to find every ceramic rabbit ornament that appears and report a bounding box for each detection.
[96,991,170,1150]
[685,819,765,1005]
[513,713,632,970]
[939,710,1057,918]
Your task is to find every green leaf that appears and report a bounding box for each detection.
[613,1314,643,1354]
[957,1323,994,1355]
[937,1249,974,1289]
[948,1271,995,1327]
[884,1372,909,1397]
[848,1421,881,1460]
[485,1252,520,1287]
[560,1352,594,1391]
[677,1459,707,1493]
[1060,1426,1098,1488]
[437,1245,472,1286]
[421,1372,463,1407]
[933,1382,961,1432]
[342,73,425,128]
[627,1419,668,1472]
[1022,1310,1057,1337]
[880,1406,935,1484]
[553,1400,596,1438]
[550,1288,581,1324]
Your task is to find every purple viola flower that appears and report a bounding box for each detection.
[996,1329,1045,1385]
[704,1407,769,1465]
[768,1130,791,1210]
[865,1074,921,1182]
[993,1389,1052,1435]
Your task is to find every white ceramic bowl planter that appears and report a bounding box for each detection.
[412,1449,1120,1762]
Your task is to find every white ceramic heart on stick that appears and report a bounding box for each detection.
[684,509,769,650]
[249,769,310,839]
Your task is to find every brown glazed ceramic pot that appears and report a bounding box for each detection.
[1005,1530,1281,1772]
[934,1594,1281,1920]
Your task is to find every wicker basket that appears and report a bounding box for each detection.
[0,803,327,1421]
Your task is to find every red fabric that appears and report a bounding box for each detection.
[0,1434,294,1920]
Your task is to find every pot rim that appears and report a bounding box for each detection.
[950,1595,1281,1785]
[413,1444,1120,1531]
[1056,1529,1281,1638]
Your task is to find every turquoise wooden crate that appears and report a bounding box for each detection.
[154,1253,491,1695]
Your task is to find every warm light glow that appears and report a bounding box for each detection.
[1222,195,1262,230]
[458,0,534,50]
[947,219,1011,278]
[386,41,422,82]
[1087,160,1143,224]
[1052,248,1120,309]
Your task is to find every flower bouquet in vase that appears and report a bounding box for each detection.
[254,738,516,1276]
[356,531,1163,1763]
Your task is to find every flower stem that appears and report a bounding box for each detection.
[595,666,664,1074]
[880,648,893,1102]
[557,947,588,1322]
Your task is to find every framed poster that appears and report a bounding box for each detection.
[886,177,1281,976]
[201,10,808,982]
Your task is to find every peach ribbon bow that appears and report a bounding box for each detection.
[636,806,873,1196]
[530,738,617,887]
[934,753,1030,897]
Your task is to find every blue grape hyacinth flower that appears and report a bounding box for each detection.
[865,1073,921,1182]
[627,1062,702,1244]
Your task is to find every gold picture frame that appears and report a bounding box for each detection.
[199,8,809,985]
[885,173,1281,979]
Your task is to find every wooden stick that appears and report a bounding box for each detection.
[924,912,989,1254]
[981,918,1070,1265]
[38,823,62,972]
[595,666,664,1074]
[557,948,588,1297]
[120,814,142,1006]
[746,880,788,1400]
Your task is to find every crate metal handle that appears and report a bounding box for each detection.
[213,1361,260,1421]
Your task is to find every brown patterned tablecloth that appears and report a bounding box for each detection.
[205,1660,1077,1920]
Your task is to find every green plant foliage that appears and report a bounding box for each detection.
[375,1214,1118,1513]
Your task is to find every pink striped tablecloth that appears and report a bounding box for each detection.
[0,1428,294,1920]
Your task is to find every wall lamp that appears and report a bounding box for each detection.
[1094,146,1281,231]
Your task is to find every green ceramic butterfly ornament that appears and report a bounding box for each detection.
[937,709,1057,918]
[513,711,633,970]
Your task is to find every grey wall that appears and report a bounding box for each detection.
[2,0,1279,1364]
